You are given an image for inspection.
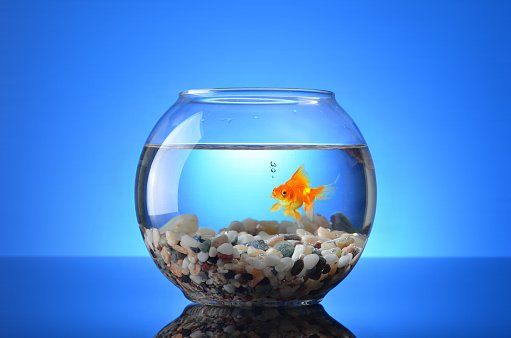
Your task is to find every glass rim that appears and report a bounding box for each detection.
[179,88,334,104]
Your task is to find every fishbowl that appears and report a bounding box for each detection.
[135,88,376,307]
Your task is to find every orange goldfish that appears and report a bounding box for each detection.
[270,165,338,224]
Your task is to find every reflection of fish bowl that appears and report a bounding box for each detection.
[135,88,376,307]
[155,304,356,337]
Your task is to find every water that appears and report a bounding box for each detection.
[135,144,376,234]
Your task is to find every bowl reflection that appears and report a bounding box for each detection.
[155,304,355,338]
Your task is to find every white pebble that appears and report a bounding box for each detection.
[238,233,255,244]
[225,230,238,243]
[159,213,199,235]
[188,262,195,270]
[292,244,306,261]
[324,253,338,265]
[264,254,281,267]
[338,253,352,268]
[217,243,235,255]
[209,246,218,257]
[152,228,160,250]
[275,257,293,273]
[223,284,236,293]
[197,252,209,262]
[246,257,266,270]
[303,254,320,269]
[224,325,236,334]
[190,331,204,338]
[190,274,202,284]
[180,234,200,248]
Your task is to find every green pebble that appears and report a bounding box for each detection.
[199,239,211,253]
[277,244,295,257]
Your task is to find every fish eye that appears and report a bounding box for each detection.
[282,191,287,195]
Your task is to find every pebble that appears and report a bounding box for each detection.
[212,235,229,248]
[275,257,293,273]
[209,246,218,257]
[196,227,216,238]
[225,231,238,243]
[238,233,255,244]
[277,244,295,257]
[190,274,202,284]
[303,254,319,270]
[324,253,338,265]
[223,284,236,293]
[259,220,279,235]
[336,236,355,249]
[283,234,301,241]
[217,243,234,255]
[245,239,269,251]
[247,247,266,257]
[228,221,246,232]
[264,254,281,267]
[197,251,209,262]
[290,259,304,276]
[323,264,331,274]
[292,245,307,261]
[160,213,199,235]
[246,257,267,270]
[266,235,284,247]
[199,239,211,253]
[181,275,191,283]
[338,254,352,268]
[241,272,254,280]
[181,234,200,248]
[330,212,356,232]
[224,270,235,279]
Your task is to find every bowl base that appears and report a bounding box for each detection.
[185,294,324,308]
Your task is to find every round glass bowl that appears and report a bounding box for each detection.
[135,88,376,307]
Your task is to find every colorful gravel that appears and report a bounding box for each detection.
[143,212,367,307]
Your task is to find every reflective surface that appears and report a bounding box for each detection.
[155,304,355,337]
[1,257,509,337]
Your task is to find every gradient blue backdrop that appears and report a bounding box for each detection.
[1,0,509,257]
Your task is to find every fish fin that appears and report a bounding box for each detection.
[289,165,311,189]
[283,208,290,217]
[303,194,313,220]
[313,174,340,201]
[304,201,314,220]
[291,209,302,225]
[270,203,283,212]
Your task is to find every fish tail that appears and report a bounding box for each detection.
[312,174,340,201]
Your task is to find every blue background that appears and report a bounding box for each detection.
[1,0,510,258]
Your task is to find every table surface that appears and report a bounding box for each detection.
[1,257,509,337]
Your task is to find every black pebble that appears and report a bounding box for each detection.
[181,275,191,283]
[241,273,254,280]
[190,247,201,253]
[231,236,238,245]
[316,257,327,271]
[198,271,208,280]
[283,234,301,241]
[322,264,331,274]
[207,256,219,264]
[181,329,192,336]
[259,277,270,285]
[237,286,248,293]
[305,267,317,279]
[291,259,304,276]
[224,270,235,279]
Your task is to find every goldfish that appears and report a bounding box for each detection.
[270,165,339,224]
